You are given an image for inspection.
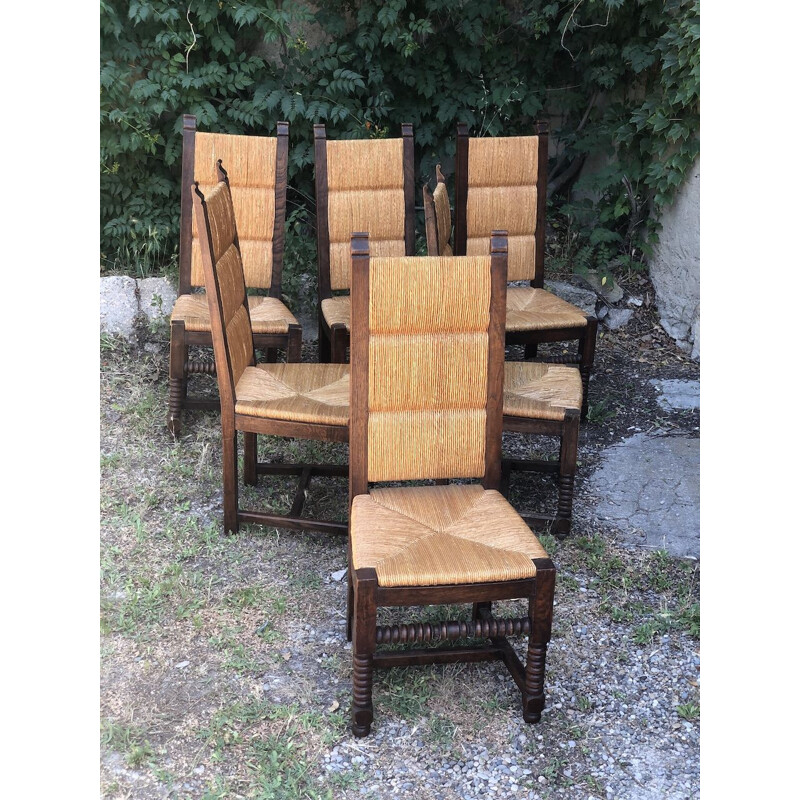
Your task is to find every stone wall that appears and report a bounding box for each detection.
[647,157,700,359]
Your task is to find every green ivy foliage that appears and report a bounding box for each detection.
[100,0,699,290]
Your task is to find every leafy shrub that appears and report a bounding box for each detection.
[100,0,699,293]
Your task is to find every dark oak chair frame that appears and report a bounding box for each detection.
[424,165,581,537]
[168,115,302,437]
[454,121,598,420]
[502,406,580,537]
[193,162,348,536]
[314,123,416,363]
[347,232,556,737]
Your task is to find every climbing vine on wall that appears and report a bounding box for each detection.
[100,0,699,291]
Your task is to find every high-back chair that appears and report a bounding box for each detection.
[347,232,556,737]
[314,124,416,362]
[193,162,349,535]
[167,116,302,437]
[454,122,598,419]
[425,164,584,535]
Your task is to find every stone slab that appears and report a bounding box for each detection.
[649,379,700,411]
[138,277,177,324]
[543,279,598,316]
[99,276,138,338]
[603,308,634,330]
[584,433,699,559]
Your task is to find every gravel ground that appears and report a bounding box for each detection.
[100,293,699,800]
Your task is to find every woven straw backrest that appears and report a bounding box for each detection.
[320,133,410,292]
[461,134,545,283]
[350,233,508,488]
[184,120,284,291]
[192,174,254,409]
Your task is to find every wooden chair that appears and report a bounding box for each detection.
[347,231,557,737]
[168,115,302,437]
[314,124,416,363]
[192,162,349,535]
[453,122,598,419]
[425,167,584,536]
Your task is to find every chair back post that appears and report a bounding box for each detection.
[401,123,416,255]
[191,182,235,426]
[348,232,372,503]
[422,184,439,257]
[192,168,256,429]
[484,231,509,490]
[314,124,333,302]
[269,121,290,298]
[179,114,198,295]
[533,120,549,289]
[453,122,469,257]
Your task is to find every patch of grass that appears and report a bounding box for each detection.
[586,398,616,425]
[677,702,699,721]
[101,563,206,635]
[288,570,323,591]
[101,719,154,767]
[427,713,459,748]
[575,693,593,712]
[378,668,433,719]
[326,765,367,791]
[209,627,267,673]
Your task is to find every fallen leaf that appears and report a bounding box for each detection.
[327,700,340,713]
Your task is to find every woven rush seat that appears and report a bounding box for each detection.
[351,484,547,587]
[172,292,298,334]
[506,287,588,332]
[504,362,583,421]
[320,295,351,330]
[235,363,349,425]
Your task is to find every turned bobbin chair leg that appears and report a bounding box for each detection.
[554,408,580,537]
[578,317,598,421]
[346,570,354,642]
[168,320,188,437]
[523,558,556,723]
[351,568,377,737]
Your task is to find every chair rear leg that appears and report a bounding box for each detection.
[352,568,378,737]
[243,432,257,486]
[554,409,579,537]
[578,317,598,420]
[222,430,240,534]
[318,317,331,362]
[287,326,303,363]
[524,341,539,360]
[167,320,187,437]
[523,558,556,723]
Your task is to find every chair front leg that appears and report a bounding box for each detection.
[523,558,556,723]
[287,325,303,363]
[554,409,580,537]
[222,430,240,534]
[167,319,187,437]
[346,569,354,642]
[352,568,378,737]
